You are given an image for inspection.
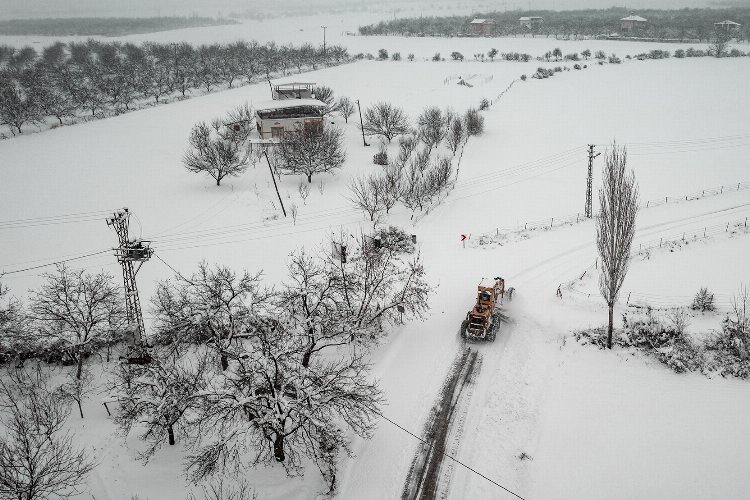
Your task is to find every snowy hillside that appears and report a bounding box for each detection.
[1,28,750,500]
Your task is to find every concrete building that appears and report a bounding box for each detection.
[519,16,544,29]
[254,99,327,139]
[714,20,741,32]
[469,18,497,36]
[620,14,648,33]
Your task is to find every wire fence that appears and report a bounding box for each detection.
[564,216,750,310]
[468,180,750,243]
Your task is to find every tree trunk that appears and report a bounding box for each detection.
[273,434,285,462]
[302,348,312,368]
[77,400,84,419]
[607,303,614,349]
[220,353,229,371]
[216,177,221,186]
[167,424,175,445]
[76,353,84,380]
[307,174,313,183]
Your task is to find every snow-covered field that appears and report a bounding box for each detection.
[2,29,750,499]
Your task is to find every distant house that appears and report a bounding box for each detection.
[620,14,647,33]
[469,18,497,36]
[714,20,741,31]
[519,16,543,29]
[254,99,327,139]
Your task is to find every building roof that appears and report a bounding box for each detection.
[272,81,316,87]
[254,99,327,112]
[621,15,647,22]
[519,16,543,21]
[470,18,495,24]
[715,20,741,26]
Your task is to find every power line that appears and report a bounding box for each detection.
[0,249,111,276]
[376,411,526,500]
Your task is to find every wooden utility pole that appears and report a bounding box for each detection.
[585,144,600,218]
[264,151,287,217]
[356,99,369,147]
[321,26,328,56]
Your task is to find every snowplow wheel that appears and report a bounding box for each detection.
[459,320,469,340]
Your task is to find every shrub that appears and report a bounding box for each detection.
[450,51,464,61]
[432,52,441,61]
[391,52,401,61]
[674,49,685,58]
[573,64,581,70]
[564,52,580,61]
[553,66,562,72]
[595,50,606,60]
[378,48,389,60]
[705,287,750,378]
[479,98,489,110]
[608,54,621,64]
[373,149,388,166]
[691,288,716,312]
[464,108,484,136]
[407,53,415,61]
[520,74,527,81]
[729,48,744,57]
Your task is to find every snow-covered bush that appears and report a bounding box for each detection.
[372,148,388,166]
[450,51,464,61]
[391,52,401,61]
[608,54,621,64]
[432,52,441,61]
[520,74,527,81]
[705,287,750,378]
[575,309,703,373]
[479,98,490,110]
[378,48,388,60]
[691,287,716,312]
[573,64,582,70]
[463,108,484,136]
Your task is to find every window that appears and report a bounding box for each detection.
[271,126,285,139]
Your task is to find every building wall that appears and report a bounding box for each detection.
[256,116,323,139]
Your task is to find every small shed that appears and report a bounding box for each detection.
[271,82,316,100]
[620,14,647,32]
[254,99,327,139]
[714,20,741,31]
[519,16,543,29]
[469,19,497,36]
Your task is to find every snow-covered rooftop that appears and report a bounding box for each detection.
[254,99,327,111]
[621,15,647,22]
[715,20,741,26]
[471,18,495,24]
[519,16,543,21]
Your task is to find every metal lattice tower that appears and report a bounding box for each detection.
[106,208,152,347]
[585,144,600,218]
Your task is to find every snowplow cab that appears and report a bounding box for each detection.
[463,277,505,341]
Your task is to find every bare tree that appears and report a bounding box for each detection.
[57,368,94,419]
[0,77,40,135]
[185,323,382,480]
[183,119,250,186]
[0,281,28,363]
[596,144,639,349]
[446,117,465,154]
[464,107,485,136]
[396,134,418,167]
[362,102,409,143]
[0,366,96,500]
[114,347,211,459]
[349,175,384,222]
[314,85,337,115]
[29,265,124,379]
[297,181,311,204]
[710,31,731,57]
[337,96,355,123]
[151,262,267,371]
[377,168,401,214]
[187,478,257,500]
[417,106,447,152]
[274,126,346,183]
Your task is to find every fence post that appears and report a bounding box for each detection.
[721,186,724,193]
[646,201,649,208]
[577,213,579,223]
[627,291,631,305]
[727,222,730,231]
[551,217,554,228]
[704,228,706,237]
[659,237,662,248]
[665,196,668,203]
[683,232,685,241]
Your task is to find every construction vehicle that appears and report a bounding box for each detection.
[460,277,511,342]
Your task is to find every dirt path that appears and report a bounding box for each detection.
[401,347,483,500]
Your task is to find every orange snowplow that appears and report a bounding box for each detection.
[461,277,511,341]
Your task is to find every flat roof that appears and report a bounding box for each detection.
[254,99,327,111]
[621,15,647,22]
[272,82,316,87]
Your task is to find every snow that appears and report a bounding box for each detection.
[2,24,750,499]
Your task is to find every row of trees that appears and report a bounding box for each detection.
[0,39,349,136]
[0,229,430,494]
[351,103,484,220]
[359,7,750,42]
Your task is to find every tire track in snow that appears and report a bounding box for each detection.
[401,347,483,500]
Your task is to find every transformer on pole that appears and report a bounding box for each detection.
[106,208,153,364]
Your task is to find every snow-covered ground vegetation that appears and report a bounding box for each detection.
[1,15,750,499]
